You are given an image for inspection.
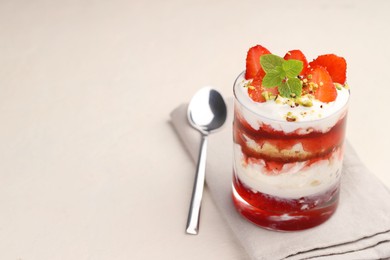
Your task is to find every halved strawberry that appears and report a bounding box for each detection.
[283,50,309,76]
[247,70,278,102]
[309,54,347,84]
[308,66,337,102]
[245,45,271,80]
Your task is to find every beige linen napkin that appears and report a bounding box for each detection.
[170,98,390,260]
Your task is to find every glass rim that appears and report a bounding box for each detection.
[233,70,350,124]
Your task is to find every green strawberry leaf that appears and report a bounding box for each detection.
[278,78,302,97]
[260,54,284,73]
[282,59,303,78]
[259,53,303,98]
[262,70,283,88]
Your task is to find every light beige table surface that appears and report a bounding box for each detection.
[1,0,389,259]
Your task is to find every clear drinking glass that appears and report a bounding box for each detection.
[232,71,349,231]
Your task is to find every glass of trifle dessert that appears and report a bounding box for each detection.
[232,45,350,231]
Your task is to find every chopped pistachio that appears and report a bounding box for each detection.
[275,95,284,104]
[262,91,270,100]
[334,83,343,90]
[301,99,313,107]
[262,91,277,101]
[295,95,314,107]
[307,82,318,92]
[287,99,296,107]
[286,111,297,122]
[242,80,249,88]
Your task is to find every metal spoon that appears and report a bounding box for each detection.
[186,87,227,235]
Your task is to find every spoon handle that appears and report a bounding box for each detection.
[186,134,208,235]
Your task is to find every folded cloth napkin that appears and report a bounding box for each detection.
[170,98,390,260]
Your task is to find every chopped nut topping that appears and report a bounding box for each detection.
[295,95,314,107]
[334,83,342,90]
[286,111,297,122]
[262,91,277,101]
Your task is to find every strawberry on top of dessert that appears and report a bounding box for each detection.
[244,45,348,108]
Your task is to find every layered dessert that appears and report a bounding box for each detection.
[232,45,349,231]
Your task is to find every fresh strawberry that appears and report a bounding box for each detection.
[247,86,265,102]
[245,45,271,79]
[308,66,337,102]
[309,54,347,84]
[283,50,309,75]
[247,70,278,102]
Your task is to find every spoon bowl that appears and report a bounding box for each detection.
[185,87,227,235]
[188,87,227,134]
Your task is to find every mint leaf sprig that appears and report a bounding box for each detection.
[260,54,303,98]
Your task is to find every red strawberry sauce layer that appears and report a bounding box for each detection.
[234,107,348,167]
[232,107,347,231]
[232,176,339,231]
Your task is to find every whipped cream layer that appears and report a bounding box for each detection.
[234,72,349,133]
[234,144,343,199]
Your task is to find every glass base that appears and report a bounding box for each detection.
[232,180,339,231]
